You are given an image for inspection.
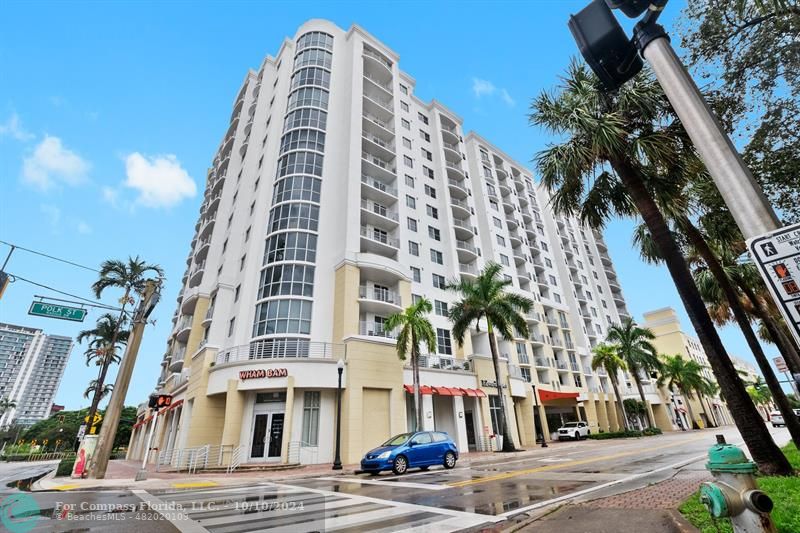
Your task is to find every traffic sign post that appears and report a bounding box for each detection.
[748,223,800,348]
[28,301,87,322]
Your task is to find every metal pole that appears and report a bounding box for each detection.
[332,366,343,470]
[637,30,781,239]
[1,245,15,270]
[139,409,159,476]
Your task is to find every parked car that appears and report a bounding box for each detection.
[770,411,785,427]
[360,431,458,475]
[558,421,591,440]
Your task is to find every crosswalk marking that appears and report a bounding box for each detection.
[314,475,450,490]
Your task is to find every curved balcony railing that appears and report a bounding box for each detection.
[359,285,402,306]
[415,354,472,373]
[216,340,346,364]
[359,321,397,339]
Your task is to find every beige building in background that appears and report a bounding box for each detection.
[126,20,675,471]
[642,308,734,430]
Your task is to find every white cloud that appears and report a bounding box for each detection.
[0,113,34,141]
[22,136,90,190]
[124,152,196,208]
[40,204,61,229]
[471,77,515,107]
[77,221,92,234]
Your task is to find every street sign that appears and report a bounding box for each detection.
[28,301,87,322]
[748,222,800,347]
[76,424,86,440]
[774,356,789,373]
[84,414,102,425]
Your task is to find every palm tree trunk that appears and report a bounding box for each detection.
[487,324,516,452]
[632,372,653,428]
[683,221,800,447]
[683,390,698,429]
[703,395,719,427]
[739,281,800,376]
[611,156,791,475]
[85,290,128,441]
[411,347,423,432]
[610,377,630,431]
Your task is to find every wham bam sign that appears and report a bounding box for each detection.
[239,368,288,380]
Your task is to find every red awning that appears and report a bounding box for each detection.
[538,389,579,402]
[168,399,184,411]
[403,384,433,395]
[459,387,487,397]
[433,386,460,396]
[474,389,487,398]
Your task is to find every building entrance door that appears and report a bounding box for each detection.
[249,410,285,462]
[464,411,476,450]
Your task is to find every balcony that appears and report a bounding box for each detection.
[442,141,461,163]
[416,354,472,373]
[362,151,396,180]
[452,217,475,239]
[362,112,395,144]
[361,199,399,228]
[507,364,525,381]
[458,262,478,279]
[364,71,392,95]
[180,287,200,314]
[175,315,193,343]
[216,340,347,364]
[508,231,522,247]
[445,163,466,181]
[363,47,393,76]
[189,260,206,287]
[560,318,570,329]
[569,361,580,372]
[450,197,471,217]
[363,91,394,119]
[361,174,398,204]
[202,305,214,325]
[545,314,559,327]
[360,225,399,257]
[584,365,594,375]
[512,249,527,266]
[534,357,550,368]
[502,198,515,213]
[530,332,547,345]
[362,132,396,161]
[195,238,211,261]
[455,239,478,262]
[199,216,216,239]
[441,123,459,143]
[359,320,397,339]
[358,284,402,313]
[555,360,569,371]
[506,217,519,231]
[551,336,565,349]
[448,178,469,199]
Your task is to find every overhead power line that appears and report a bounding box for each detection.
[8,273,122,311]
[0,240,99,273]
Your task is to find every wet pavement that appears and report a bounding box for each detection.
[1,426,789,532]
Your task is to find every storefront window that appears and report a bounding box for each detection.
[301,391,321,445]
[489,395,503,435]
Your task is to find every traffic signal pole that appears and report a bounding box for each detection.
[89,279,160,479]
[633,23,781,240]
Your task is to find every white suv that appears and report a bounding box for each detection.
[770,411,784,427]
[558,421,590,440]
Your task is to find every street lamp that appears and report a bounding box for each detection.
[332,358,344,470]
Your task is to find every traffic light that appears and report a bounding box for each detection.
[568,0,643,90]
[156,394,172,409]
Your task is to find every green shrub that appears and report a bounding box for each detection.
[56,457,76,477]
[587,428,663,440]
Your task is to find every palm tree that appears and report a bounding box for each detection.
[84,381,113,401]
[658,355,711,429]
[530,61,791,474]
[0,397,16,414]
[606,318,661,428]
[84,256,163,443]
[747,378,773,420]
[385,298,437,432]
[78,314,129,367]
[447,262,533,452]
[592,344,630,431]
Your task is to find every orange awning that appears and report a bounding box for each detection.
[403,384,433,395]
[538,389,579,402]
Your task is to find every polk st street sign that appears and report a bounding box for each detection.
[28,301,88,322]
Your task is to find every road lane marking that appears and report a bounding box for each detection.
[315,476,449,490]
[494,452,708,519]
[132,488,207,533]
[172,481,219,489]
[448,434,708,488]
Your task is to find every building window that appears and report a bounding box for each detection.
[436,328,452,354]
[245,226,251,242]
[434,300,448,316]
[489,200,498,211]
[405,175,415,188]
[252,299,313,336]
[258,264,315,297]
[426,205,438,219]
[403,155,413,168]
[407,218,418,232]
[420,130,430,142]
[401,118,410,130]
[541,242,549,251]
[264,232,317,263]
[228,318,235,337]
[400,84,408,95]
[412,293,422,304]
[493,217,502,228]
[489,395,503,435]
[240,255,247,271]
[411,267,421,282]
[500,254,509,266]
[409,241,419,256]
[423,166,434,179]
[430,249,443,264]
[402,137,412,149]
[406,195,416,209]
[234,285,241,302]
[424,184,436,198]
[554,293,562,303]
[428,226,440,241]
[549,275,557,285]
[432,273,446,289]
[273,176,322,203]
[496,235,505,247]
[268,203,320,232]
[301,391,321,446]
[401,101,409,112]
[516,342,529,364]
[418,112,429,125]
[545,258,553,268]
[421,148,432,161]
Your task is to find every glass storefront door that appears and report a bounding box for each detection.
[250,411,285,461]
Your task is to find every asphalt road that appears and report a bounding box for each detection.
[1,426,789,532]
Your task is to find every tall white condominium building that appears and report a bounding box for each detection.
[0,323,72,427]
[129,19,663,469]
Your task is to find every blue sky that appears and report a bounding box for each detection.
[0,1,784,411]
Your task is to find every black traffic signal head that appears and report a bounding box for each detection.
[605,0,651,18]
[568,0,643,91]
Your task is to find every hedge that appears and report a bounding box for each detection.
[587,428,663,440]
[56,457,76,477]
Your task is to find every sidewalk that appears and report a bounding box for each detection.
[502,468,708,532]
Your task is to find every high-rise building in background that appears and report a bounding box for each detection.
[642,308,734,429]
[0,322,72,428]
[128,20,683,469]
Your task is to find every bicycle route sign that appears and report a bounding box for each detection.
[748,222,800,347]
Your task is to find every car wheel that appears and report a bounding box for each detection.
[443,451,456,469]
[393,455,408,475]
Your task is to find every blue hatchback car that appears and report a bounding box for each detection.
[360,431,459,475]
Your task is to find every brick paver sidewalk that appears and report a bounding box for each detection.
[580,470,711,509]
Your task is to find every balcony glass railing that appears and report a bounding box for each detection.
[360,199,398,221]
[359,321,397,339]
[362,151,396,174]
[360,226,399,248]
[359,285,401,306]
[216,340,346,364]
[361,174,398,197]
[455,240,477,254]
[416,354,471,372]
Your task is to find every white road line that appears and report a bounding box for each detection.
[494,452,708,520]
[270,481,504,523]
[315,476,449,491]
[132,489,207,533]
